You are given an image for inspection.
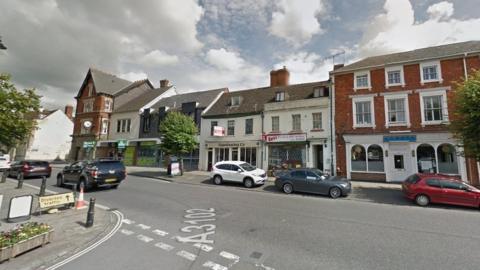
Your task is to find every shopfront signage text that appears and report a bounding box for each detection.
[117,140,128,149]
[383,135,417,143]
[263,133,307,143]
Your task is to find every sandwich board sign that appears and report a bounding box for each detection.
[7,195,33,223]
[39,192,75,209]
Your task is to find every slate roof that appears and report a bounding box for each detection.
[151,88,227,111]
[202,81,329,118]
[333,40,480,74]
[113,85,172,113]
[76,68,132,98]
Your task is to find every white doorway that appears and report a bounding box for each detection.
[387,144,413,182]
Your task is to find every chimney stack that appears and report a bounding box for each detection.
[65,105,73,120]
[270,66,290,87]
[160,79,170,88]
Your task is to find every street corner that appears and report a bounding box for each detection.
[0,180,120,270]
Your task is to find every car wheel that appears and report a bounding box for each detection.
[329,187,341,199]
[415,194,430,206]
[57,174,64,187]
[244,177,254,188]
[213,175,223,185]
[283,183,293,194]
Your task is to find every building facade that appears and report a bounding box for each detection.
[331,41,480,184]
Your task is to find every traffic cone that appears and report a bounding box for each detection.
[75,186,87,210]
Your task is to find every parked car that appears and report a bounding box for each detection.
[0,154,11,171]
[56,159,126,191]
[402,173,480,208]
[211,161,266,188]
[275,168,351,198]
[8,160,51,179]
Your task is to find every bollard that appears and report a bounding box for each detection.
[85,197,95,228]
[17,173,24,189]
[1,170,6,183]
[39,176,47,196]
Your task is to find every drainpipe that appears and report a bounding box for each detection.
[260,111,264,169]
[463,52,469,81]
[329,77,335,176]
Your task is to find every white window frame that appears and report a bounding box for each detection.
[227,120,235,136]
[83,99,94,113]
[292,114,301,131]
[271,116,280,133]
[117,119,131,133]
[245,118,253,135]
[231,96,241,106]
[384,66,405,88]
[420,61,443,84]
[275,91,285,101]
[352,95,375,128]
[354,70,371,91]
[104,99,112,112]
[383,93,410,128]
[101,119,109,134]
[419,89,449,126]
[312,112,322,130]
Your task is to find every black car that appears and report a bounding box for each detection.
[57,160,126,191]
[274,168,351,198]
[8,160,51,179]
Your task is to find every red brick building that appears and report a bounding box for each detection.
[331,41,480,185]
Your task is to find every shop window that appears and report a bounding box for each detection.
[227,120,235,136]
[232,148,238,161]
[215,148,229,162]
[269,145,305,169]
[239,147,257,166]
[417,144,437,173]
[437,144,458,174]
[367,145,384,172]
[351,145,366,171]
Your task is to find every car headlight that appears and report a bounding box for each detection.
[339,183,349,187]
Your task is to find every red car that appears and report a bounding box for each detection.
[402,173,480,208]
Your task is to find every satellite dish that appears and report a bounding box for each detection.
[83,121,92,128]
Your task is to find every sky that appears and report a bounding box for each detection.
[1,0,480,110]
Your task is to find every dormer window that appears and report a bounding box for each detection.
[275,91,285,102]
[354,71,371,90]
[313,87,329,97]
[231,96,241,106]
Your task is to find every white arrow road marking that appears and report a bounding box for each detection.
[137,234,154,243]
[136,224,151,230]
[176,250,197,261]
[155,242,175,251]
[152,229,169,236]
[120,229,134,236]
[193,243,213,252]
[122,219,135,225]
[203,261,228,270]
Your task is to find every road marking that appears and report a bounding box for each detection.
[120,229,134,236]
[136,223,151,230]
[152,229,169,236]
[219,251,240,261]
[176,250,197,261]
[122,219,135,225]
[255,263,275,270]
[193,243,213,252]
[155,242,175,251]
[137,234,154,243]
[203,261,228,270]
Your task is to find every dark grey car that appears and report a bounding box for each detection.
[274,168,351,198]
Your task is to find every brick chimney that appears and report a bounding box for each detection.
[160,79,170,88]
[270,66,290,87]
[64,105,73,120]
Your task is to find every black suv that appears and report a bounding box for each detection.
[57,160,126,191]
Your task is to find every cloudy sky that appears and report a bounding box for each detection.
[1,0,480,109]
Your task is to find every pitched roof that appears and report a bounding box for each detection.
[151,88,227,111]
[76,68,132,98]
[113,78,155,97]
[114,86,172,113]
[202,81,329,118]
[333,40,480,74]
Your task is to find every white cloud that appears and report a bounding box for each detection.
[140,50,179,66]
[206,48,245,70]
[119,71,148,82]
[359,0,480,56]
[274,52,330,83]
[269,0,325,46]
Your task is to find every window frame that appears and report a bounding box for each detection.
[104,99,112,112]
[231,96,241,106]
[312,112,322,130]
[210,121,218,136]
[420,61,443,84]
[275,91,285,102]
[271,116,280,133]
[383,93,410,127]
[384,65,405,88]
[352,95,375,128]
[101,118,109,134]
[419,89,449,126]
[245,118,253,135]
[292,114,301,131]
[117,118,131,133]
[354,70,371,90]
[83,99,94,113]
[227,120,235,136]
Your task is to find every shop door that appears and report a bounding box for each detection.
[388,144,413,182]
[316,145,324,171]
[207,149,213,171]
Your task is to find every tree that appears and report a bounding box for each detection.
[158,111,198,175]
[451,70,480,160]
[0,73,40,152]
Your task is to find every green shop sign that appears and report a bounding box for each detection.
[83,141,96,149]
[117,140,128,149]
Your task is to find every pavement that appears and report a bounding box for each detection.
[0,177,118,270]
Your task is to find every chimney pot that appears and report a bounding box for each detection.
[270,66,289,87]
[64,105,74,120]
[160,79,169,88]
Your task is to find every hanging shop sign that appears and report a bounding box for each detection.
[117,140,128,149]
[263,133,307,143]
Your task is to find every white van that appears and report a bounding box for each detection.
[0,154,11,171]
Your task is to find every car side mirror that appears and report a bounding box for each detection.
[237,169,242,173]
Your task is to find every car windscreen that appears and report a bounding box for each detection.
[239,163,256,171]
[404,174,420,184]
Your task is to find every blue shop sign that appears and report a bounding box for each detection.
[383,135,416,142]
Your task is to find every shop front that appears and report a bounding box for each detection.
[204,141,260,171]
[344,133,467,182]
[264,133,308,172]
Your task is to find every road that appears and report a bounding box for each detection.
[23,168,480,270]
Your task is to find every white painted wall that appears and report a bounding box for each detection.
[24,110,73,160]
[108,111,140,141]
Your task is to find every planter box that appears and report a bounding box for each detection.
[0,230,53,263]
